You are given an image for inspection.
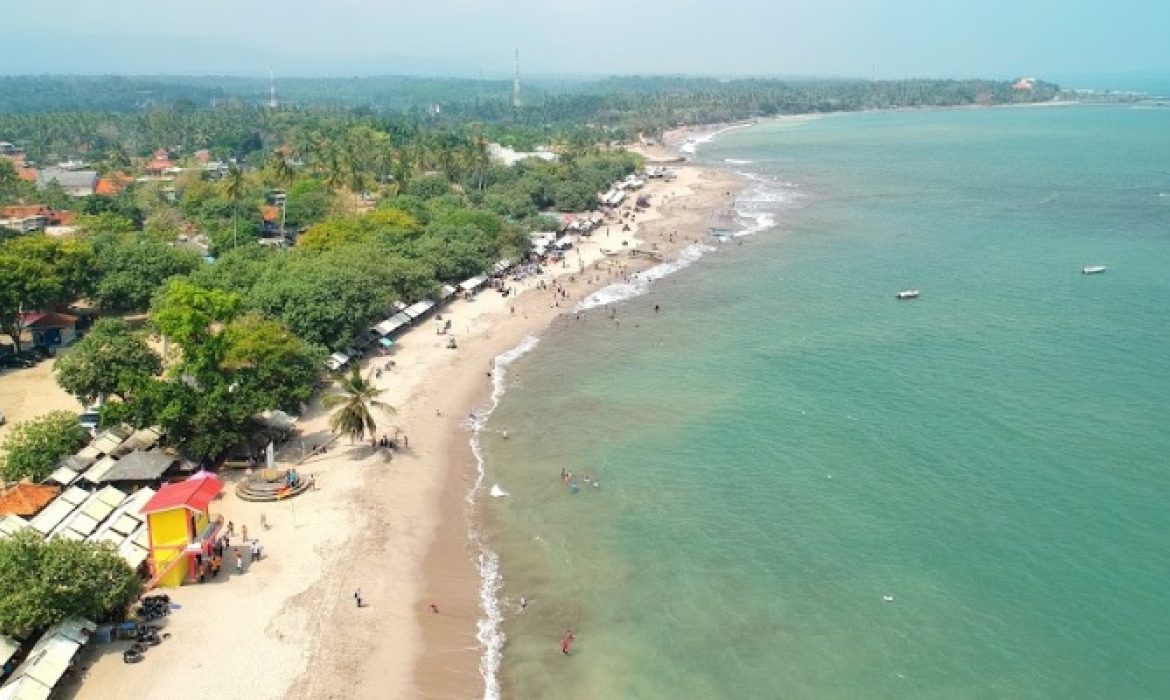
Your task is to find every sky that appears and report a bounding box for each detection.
[3,0,1168,80]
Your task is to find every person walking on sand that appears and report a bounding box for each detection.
[241,524,248,543]
[429,603,440,614]
[355,589,363,608]
[251,539,261,562]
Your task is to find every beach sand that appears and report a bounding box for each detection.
[64,162,743,700]
[0,356,84,443]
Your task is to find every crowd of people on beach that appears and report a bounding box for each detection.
[195,520,263,583]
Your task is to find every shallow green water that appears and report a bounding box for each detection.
[481,104,1170,699]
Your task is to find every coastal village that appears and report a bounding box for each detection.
[0,121,734,699]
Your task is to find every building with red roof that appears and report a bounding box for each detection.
[140,474,225,588]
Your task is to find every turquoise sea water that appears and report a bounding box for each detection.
[480,104,1170,699]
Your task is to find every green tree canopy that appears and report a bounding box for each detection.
[0,532,142,636]
[296,207,420,251]
[220,312,323,413]
[150,278,242,349]
[0,411,89,483]
[0,236,94,353]
[54,318,162,404]
[111,282,320,460]
[90,234,202,312]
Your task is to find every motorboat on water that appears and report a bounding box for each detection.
[896,290,920,300]
[1082,265,1107,275]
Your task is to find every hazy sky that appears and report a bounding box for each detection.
[3,0,1167,79]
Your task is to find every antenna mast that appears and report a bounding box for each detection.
[512,49,522,113]
[268,67,278,109]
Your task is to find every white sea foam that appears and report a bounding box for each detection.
[575,243,716,311]
[678,123,751,155]
[724,158,754,165]
[468,335,540,700]
[724,173,793,237]
[734,211,777,237]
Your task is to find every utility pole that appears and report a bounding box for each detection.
[512,48,522,119]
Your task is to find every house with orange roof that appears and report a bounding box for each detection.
[0,205,74,233]
[94,173,133,196]
[0,483,61,518]
[144,156,175,176]
[2,205,74,225]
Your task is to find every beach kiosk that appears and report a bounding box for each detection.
[139,474,224,588]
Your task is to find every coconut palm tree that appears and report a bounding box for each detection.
[224,165,245,249]
[323,366,393,444]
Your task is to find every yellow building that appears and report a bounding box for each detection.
[139,475,224,588]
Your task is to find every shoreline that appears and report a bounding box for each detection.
[295,162,747,699]
[413,164,747,700]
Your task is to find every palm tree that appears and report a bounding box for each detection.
[224,165,245,249]
[323,366,393,444]
[267,150,293,187]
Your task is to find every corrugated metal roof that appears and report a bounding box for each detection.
[0,676,52,700]
[57,454,95,472]
[94,485,126,508]
[58,486,88,506]
[100,449,175,483]
[108,512,139,535]
[403,300,436,319]
[0,635,19,669]
[0,514,30,538]
[90,432,125,456]
[29,499,76,535]
[82,455,119,483]
[46,466,79,486]
[459,274,489,291]
[80,498,114,523]
[117,427,162,454]
[131,527,149,549]
[76,445,103,460]
[118,541,149,569]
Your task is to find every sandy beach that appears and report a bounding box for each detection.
[64,160,743,700]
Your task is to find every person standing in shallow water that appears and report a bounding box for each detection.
[561,629,575,655]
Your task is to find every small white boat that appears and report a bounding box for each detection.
[1082,265,1107,275]
[895,290,920,300]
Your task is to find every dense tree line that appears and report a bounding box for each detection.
[8,71,1053,463]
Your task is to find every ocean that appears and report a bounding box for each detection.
[476,103,1170,699]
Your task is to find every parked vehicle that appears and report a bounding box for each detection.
[0,354,36,369]
[79,410,101,430]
